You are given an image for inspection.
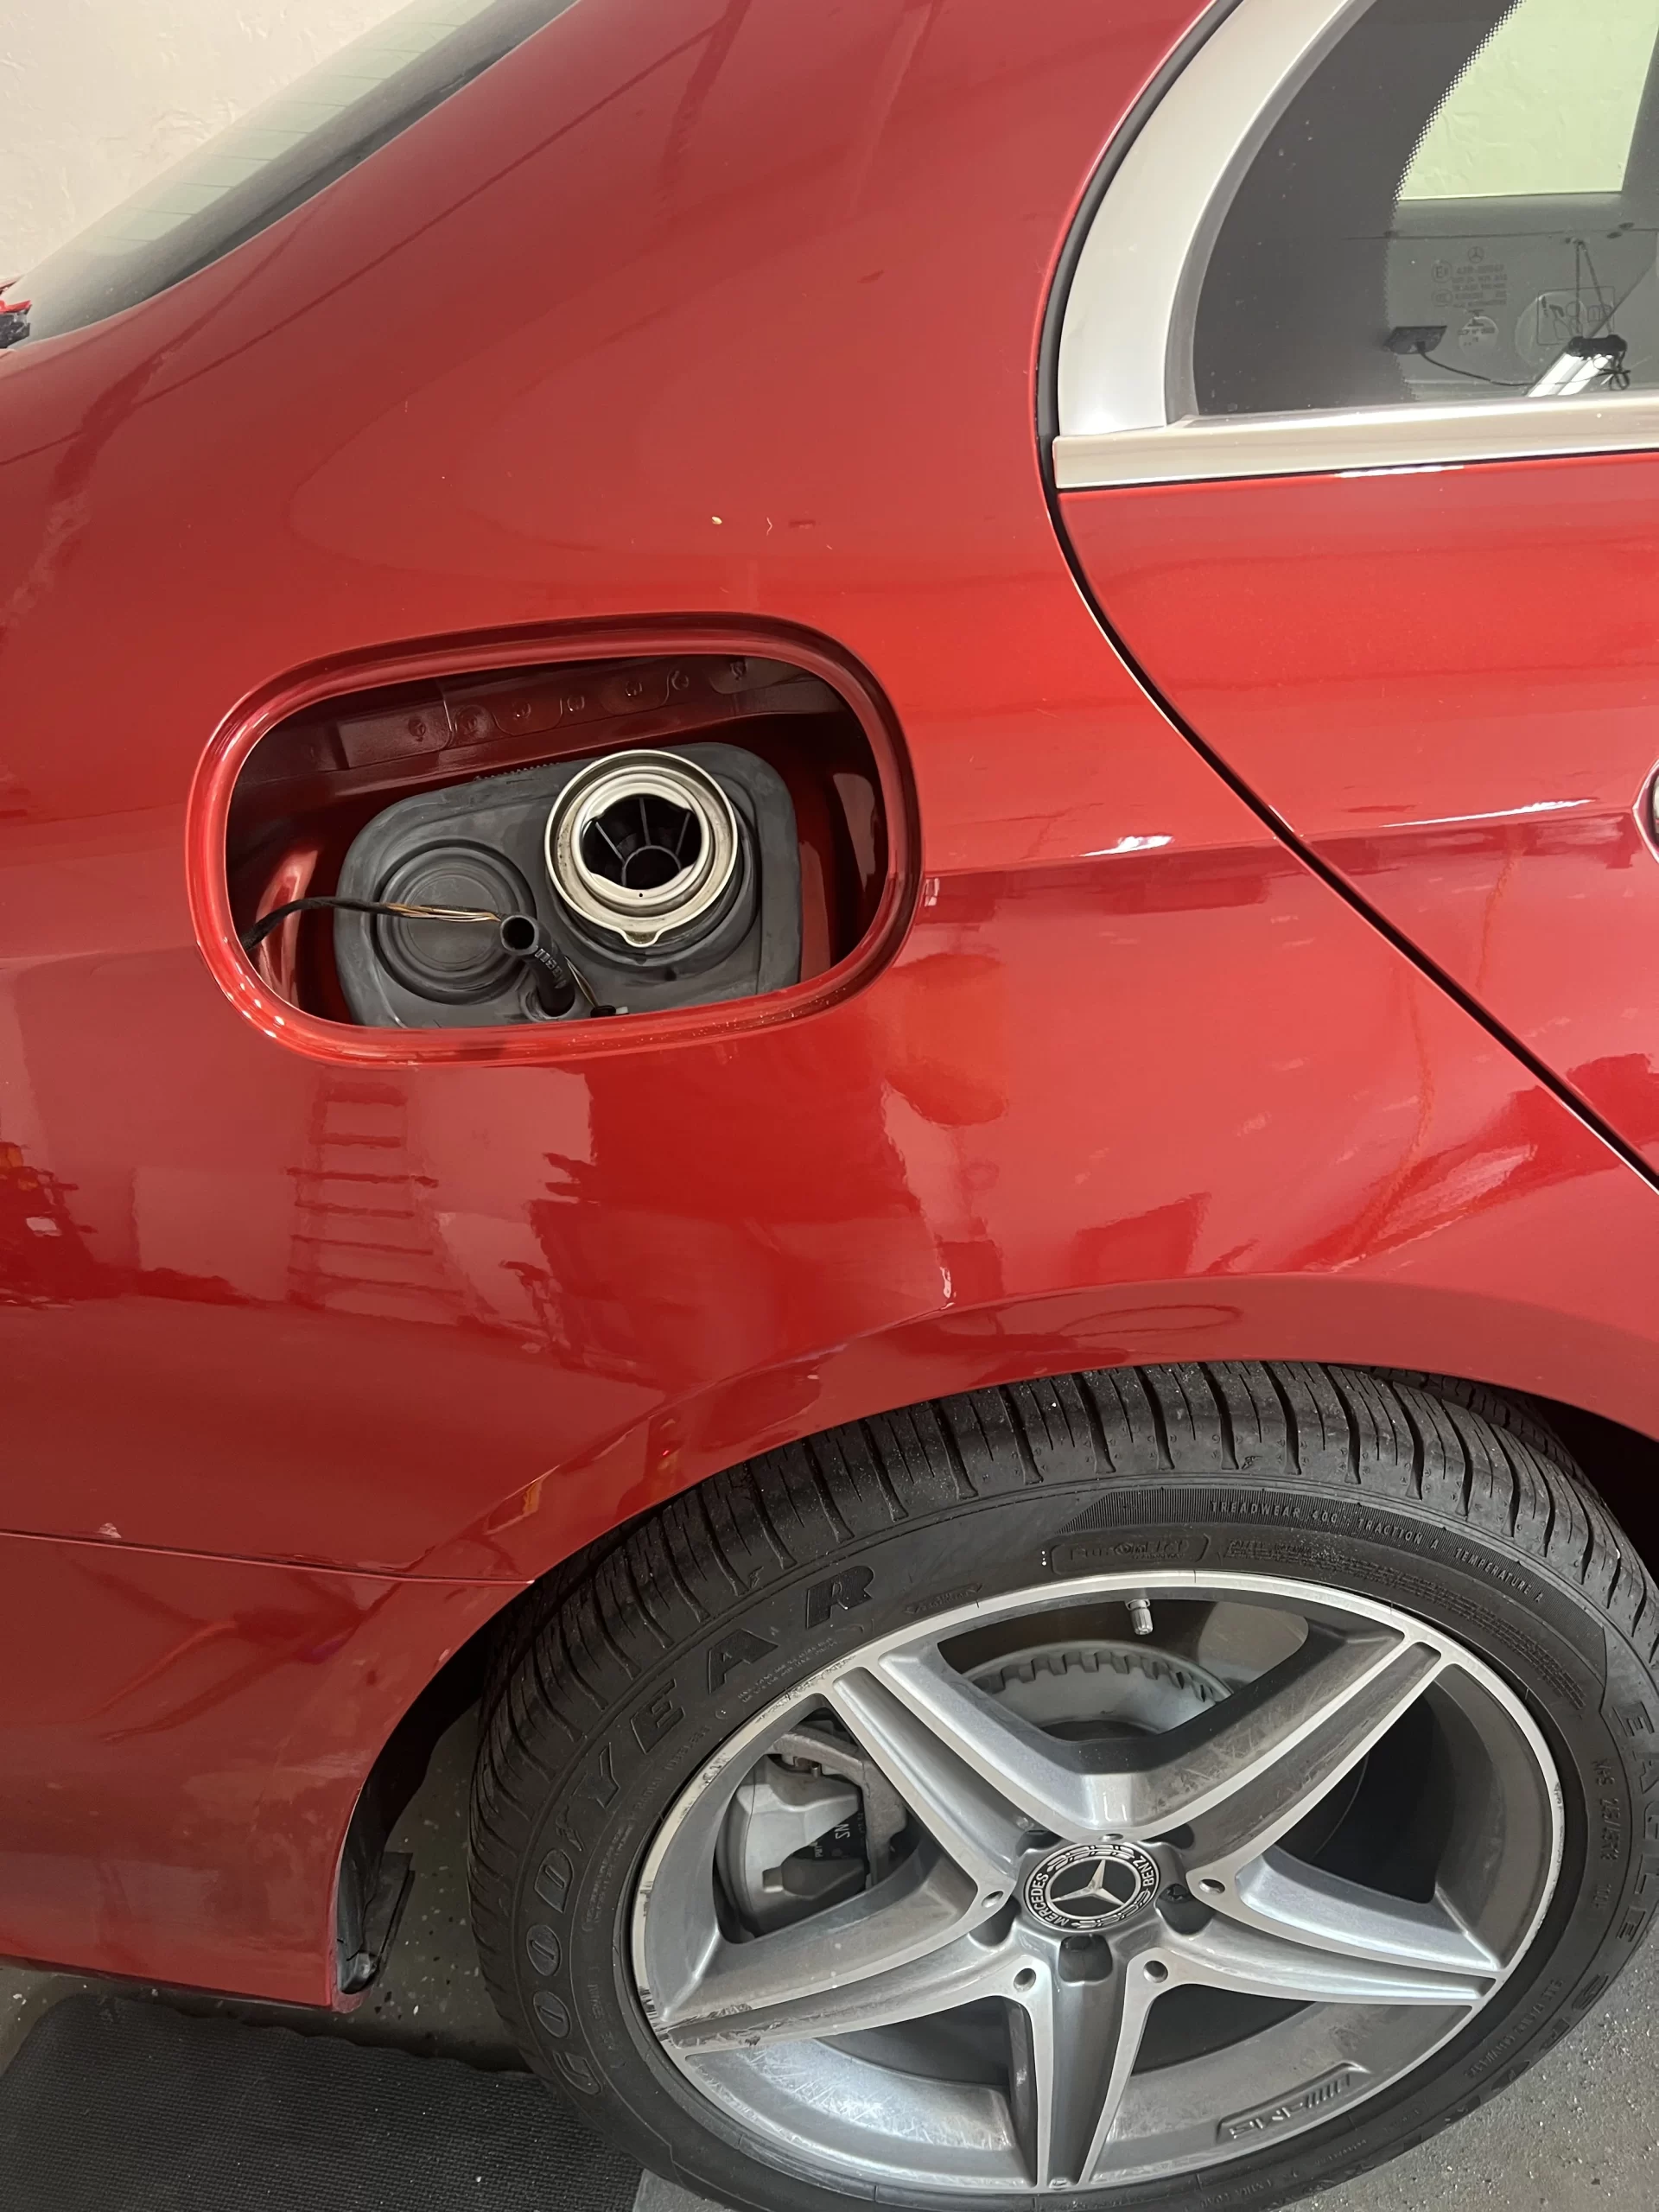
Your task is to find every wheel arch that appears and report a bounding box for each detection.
[334,1332,1659,1998]
[425,1273,1659,1588]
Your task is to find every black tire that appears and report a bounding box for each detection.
[469,1361,1659,2212]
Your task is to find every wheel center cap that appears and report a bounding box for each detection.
[1024,1840,1162,1932]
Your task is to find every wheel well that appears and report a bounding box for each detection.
[332,1506,653,1993]
[333,1360,1659,1985]
[1528,1390,1659,1564]
[334,1621,488,1994]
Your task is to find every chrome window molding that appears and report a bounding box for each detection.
[1050,0,1659,491]
[1052,394,1659,490]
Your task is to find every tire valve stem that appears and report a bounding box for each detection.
[1128,1596,1154,1637]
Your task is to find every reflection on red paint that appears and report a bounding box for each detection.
[3,0,1659,2018]
[1062,459,1659,1168]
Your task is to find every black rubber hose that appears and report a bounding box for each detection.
[498,912,578,1016]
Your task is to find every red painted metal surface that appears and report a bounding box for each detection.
[0,1531,508,2006]
[3,0,1659,2005]
[1060,459,1659,1167]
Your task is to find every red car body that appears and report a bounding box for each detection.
[4,0,1659,2012]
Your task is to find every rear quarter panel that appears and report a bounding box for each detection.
[3,0,1659,2000]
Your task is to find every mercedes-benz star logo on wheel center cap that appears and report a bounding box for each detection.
[1024,1840,1162,1932]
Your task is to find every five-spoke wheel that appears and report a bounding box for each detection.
[632,1573,1558,2191]
[472,1367,1659,2212]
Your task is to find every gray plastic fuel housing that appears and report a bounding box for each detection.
[333,741,801,1028]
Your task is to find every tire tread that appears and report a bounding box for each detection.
[468,1359,1659,2212]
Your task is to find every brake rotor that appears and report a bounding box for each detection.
[970,1641,1231,1734]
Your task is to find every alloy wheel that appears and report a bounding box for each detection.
[632,1570,1562,2192]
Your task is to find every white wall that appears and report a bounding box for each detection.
[1,0,409,278]
[1404,0,1659,200]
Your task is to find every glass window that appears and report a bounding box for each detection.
[5,0,579,350]
[1402,0,1659,199]
[1190,0,1659,416]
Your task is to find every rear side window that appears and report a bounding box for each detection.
[9,0,579,349]
[1192,0,1659,416]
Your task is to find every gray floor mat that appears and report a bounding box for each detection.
[0,1993,640,2212]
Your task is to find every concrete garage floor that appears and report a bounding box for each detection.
[3,1714,1656,2212]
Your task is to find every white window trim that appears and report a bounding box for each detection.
[1052,0,1659,490]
